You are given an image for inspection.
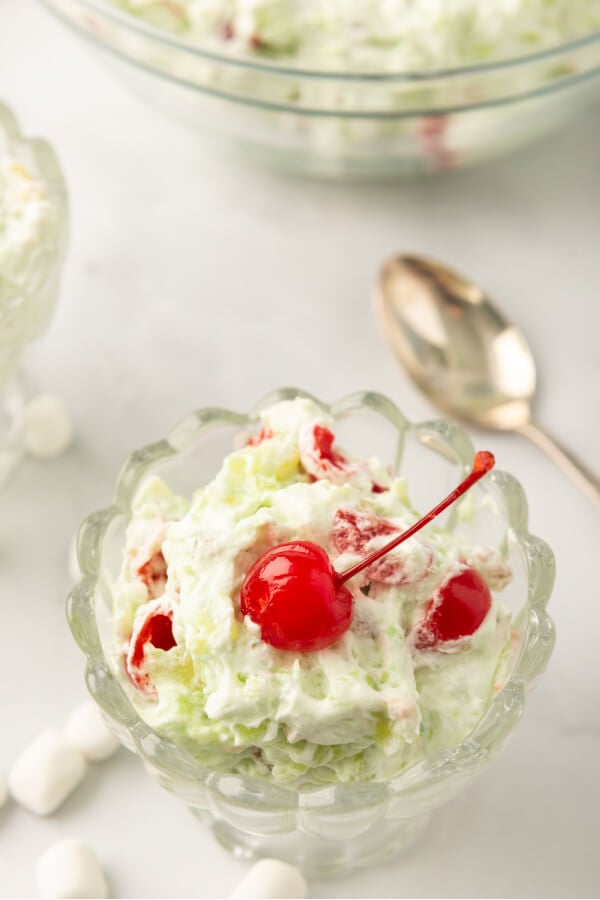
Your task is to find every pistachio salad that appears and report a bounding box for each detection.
[105,0,600,71]
[111,398,517,786]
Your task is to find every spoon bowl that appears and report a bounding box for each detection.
[375,254,600,507]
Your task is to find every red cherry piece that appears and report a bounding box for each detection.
[299,424,355,483]
[332,508,432,585]
[221,19,235,40]
[246,426,274,448]
[333,508,397,553]
[411,566,492,649]
[300,424,387,493]
[137,550,168,600]
[419,115,455,172]
[312,425,345,467]
[146,613,176,652]
[240,540,353,652]
[332,508,396,584]
[126,601,176,694]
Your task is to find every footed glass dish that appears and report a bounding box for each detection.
[0,103,68,483]
[68,389,555,875]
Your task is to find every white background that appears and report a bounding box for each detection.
[1,1,599,896]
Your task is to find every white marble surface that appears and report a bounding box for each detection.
[1,1,600,896]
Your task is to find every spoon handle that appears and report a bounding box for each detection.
[518,420,600,509]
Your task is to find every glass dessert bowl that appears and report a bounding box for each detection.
[42,0,600,177]
[68,389,555,875]
[0,102,69,483]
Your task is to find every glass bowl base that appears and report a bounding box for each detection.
[0,374,26,486]
[197,810,430,877]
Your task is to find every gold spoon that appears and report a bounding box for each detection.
[374,254,600,509]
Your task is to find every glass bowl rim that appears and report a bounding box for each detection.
[69,387,556,806]
[43,0,600,82]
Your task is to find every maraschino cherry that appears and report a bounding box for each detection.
[240,451,495,652]
[411,566,491,649]
[126,601,176,693]
[240,541,353,652]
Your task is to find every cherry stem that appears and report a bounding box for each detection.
[335,451,495,586]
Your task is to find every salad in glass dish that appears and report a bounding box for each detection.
[69,390,555,873]
[0,102,68,482]
[106,0,600,72]
[42,0,600,175]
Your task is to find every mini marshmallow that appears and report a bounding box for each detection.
[68,534,81,583]
[36,838,108,899]
[0,773,7,808]
[8,729,87,816]
[23,393,73,460]
[64,702,120,763]
[229,859,307,899]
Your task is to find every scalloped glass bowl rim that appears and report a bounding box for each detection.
[69,387,556,808]
[49,0,600,82]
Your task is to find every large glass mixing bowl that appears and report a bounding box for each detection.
[41,0,600,176]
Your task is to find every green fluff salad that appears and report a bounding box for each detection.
[106,0,600,72]
[113,398,517,786]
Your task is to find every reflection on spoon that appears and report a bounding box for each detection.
[375,254,600,509]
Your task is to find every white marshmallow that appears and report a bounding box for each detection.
[36,838,108,899]
[229,859,307,899]
[0,772,7,808]
[8,729,87,816]
[64,702,120,763]
[68,534,81,583]
[23,393,73,460]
